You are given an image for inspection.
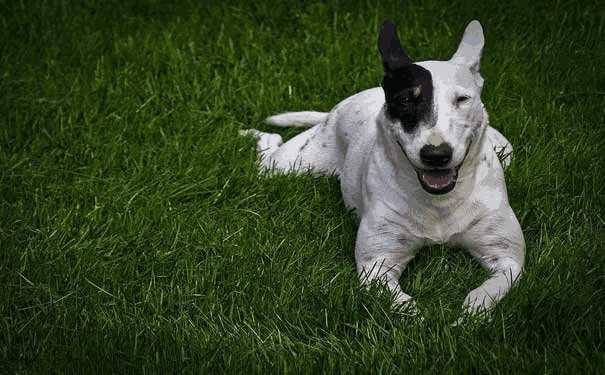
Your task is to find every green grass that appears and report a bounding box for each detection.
[1,0,604,372]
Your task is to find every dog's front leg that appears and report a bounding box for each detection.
[461,207,525,316]
[355,211,420,310]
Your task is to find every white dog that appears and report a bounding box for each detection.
[241,20,525,317]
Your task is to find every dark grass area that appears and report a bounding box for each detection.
[1,0,604,372]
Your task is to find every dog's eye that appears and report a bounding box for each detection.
[456,95,471,105]
[400,97,410,104]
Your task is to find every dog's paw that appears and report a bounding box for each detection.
[451,316,465,327]
[462,286,498,314]
[239,129,261,138]
[392,298,424,320]
[452,301,493,327]
[450,289,496,327]
[451,310,493,327]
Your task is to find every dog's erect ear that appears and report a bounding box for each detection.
[378,20,412,73]
[451,20,484,74]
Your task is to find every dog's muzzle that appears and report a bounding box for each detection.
[396,140,468,195]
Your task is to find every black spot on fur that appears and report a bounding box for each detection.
[495,146,512,166]
[486,238,512,250]
[300,138,311,152]
[378,21,434,132]
[468,216,482,229]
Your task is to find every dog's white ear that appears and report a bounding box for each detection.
[451,20,484,75]
[378,20,412,73]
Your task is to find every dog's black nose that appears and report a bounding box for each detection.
[420,143,453,167]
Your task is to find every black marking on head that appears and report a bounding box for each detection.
[378,21,434,132]
[383,64,434,132]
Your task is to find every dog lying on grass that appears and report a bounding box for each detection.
[241,20,524,319]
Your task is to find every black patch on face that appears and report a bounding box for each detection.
[378,21,434,132]
[382,64,433,132]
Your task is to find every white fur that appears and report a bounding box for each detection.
[265,111,328,128]
[241,21,524,320]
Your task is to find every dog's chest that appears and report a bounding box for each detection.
[412,202,481,244]
[360,173,483,245]
[386,194,478,244]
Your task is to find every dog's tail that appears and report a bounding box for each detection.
[265,111,328,128]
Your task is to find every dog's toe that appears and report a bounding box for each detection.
[392,299,424,320]
[451,310,493,327]
[239,129,262,138]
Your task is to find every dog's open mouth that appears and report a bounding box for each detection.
[416,168,458,195]
[396,140,462,195]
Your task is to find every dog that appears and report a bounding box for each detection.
[240,20,525,318]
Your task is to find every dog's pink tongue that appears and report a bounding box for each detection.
[422,171,454,189]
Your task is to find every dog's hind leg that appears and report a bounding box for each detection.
[239,129,284,171]
[241,119,342,176]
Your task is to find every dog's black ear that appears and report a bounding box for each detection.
[378,20,412,73]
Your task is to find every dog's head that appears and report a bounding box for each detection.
[379,20,486,195]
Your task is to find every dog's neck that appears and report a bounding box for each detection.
[375,107,488,209]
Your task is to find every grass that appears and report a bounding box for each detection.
[1,0,604,372]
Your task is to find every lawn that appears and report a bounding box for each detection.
[1,0,604,373]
